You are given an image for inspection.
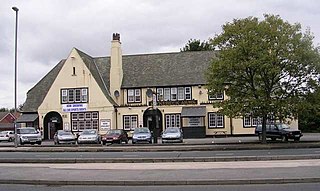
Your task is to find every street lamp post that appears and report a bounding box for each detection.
[12,6,19,148]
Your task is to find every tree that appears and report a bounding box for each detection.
[181,39,213,51]
[206,14,320,143]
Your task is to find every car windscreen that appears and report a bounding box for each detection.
[107,130,121,135]
[82,130,96,135]
[134,128,149,133]
[277,124,290,130]
[18,128,37,134]
[58,131,72,135]
[165,128,179,133]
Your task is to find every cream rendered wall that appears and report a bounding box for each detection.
[38,48,114,134]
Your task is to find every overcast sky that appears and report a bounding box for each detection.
[1,0,320,109]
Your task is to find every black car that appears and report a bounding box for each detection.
[255,123,302,142]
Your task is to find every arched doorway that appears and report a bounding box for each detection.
[143,108,163,138]
[43,111,63,140]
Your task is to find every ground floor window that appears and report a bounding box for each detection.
[71,111,99,131]
[165,114,181,128]
[123,115,138,130]
[208,113,224,128]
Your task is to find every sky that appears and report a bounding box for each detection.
[1,0,320,109]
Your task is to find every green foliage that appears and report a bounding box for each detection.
[298,88,320,132]
[181,39,213,51]
[206,14,320,142]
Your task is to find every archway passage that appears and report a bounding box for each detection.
[143,108,163,137]
[43,111,63,140]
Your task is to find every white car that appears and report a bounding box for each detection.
[17,127,42,145]
[0,131,14,142]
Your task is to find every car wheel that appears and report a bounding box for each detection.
[37,141,41,145]
[8,137,13,142]
[271,137,276,141]
[294,137,300,142]
[258,133,262,141]
[281,135,288,142]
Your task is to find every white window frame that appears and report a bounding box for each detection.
[71,111,99,132]
[185,87,191,100]
[171,87,177,101]
[62,90,68,103]
[157,88,163,101]
[68,89,75,103]
[178,87,184,100]
[135,89,141,102]
[208,113,224,129]
[164,88,170,101]
[123,115,138,130]
[165,114,181,128]
[128,89,135,103]
[82,88,88,102]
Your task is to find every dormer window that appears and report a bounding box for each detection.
[127,89,141,103]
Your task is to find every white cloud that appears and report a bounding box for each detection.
[1,0,320,108]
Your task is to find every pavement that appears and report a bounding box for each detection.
[0,133,320,186]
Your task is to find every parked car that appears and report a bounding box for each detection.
[161,127,183,143]
[255,123,303,142]
[0,131,15,142]
[77,129,100,144]
[54,130,76,145]
[101,129,128,145]
[132,127,152,144]
[17,127,42,145]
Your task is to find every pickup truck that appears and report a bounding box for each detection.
[255,123,303,142]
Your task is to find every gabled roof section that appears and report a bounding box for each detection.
[94,51,217,89]
[22,59,66,112]
[121,51,216,88]
[75,48,117,106]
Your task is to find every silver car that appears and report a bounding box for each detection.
[132,127,152,144]
[161,127,183,143]
[77,129,100,144]
[17,127,42,145]
[0,131,14,142]
[54,130,76,145]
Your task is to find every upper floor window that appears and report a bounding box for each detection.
[61,87,88,104]
[127,89,141,103]
[157,86,192,101]
[208,91,224,100]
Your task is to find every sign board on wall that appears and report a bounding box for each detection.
[100,119,111,130]
[186,117,202,127]
[62,104,87,112]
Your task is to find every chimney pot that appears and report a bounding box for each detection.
[112,33,120,41]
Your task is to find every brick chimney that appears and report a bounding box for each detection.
[110,33,123,101]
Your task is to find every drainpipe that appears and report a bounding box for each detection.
[115,108,118,130]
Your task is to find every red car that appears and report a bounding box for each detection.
[101,129,128,145]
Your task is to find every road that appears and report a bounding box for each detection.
[1,183,320,191]
[0,148,319,160]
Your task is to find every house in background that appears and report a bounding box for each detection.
[18,33,298,140]
[0,112,20,131]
